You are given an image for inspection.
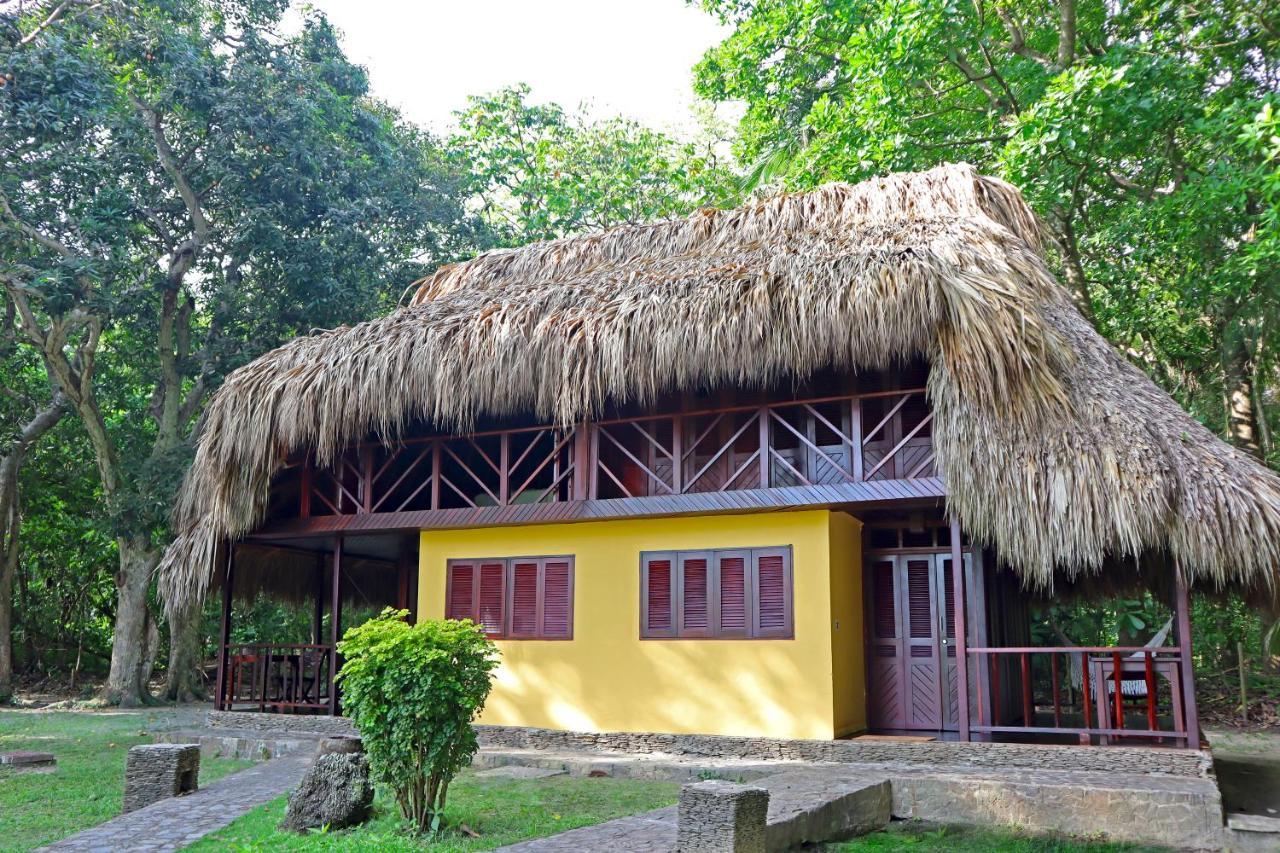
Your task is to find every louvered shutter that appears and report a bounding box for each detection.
[508,559,540,638]
[750,547,792,638]
[640,553,676,638]
[715,550,749,637]
[541,559,573,638]
[476,561,506,636]
[678,552,712,637]
[446,561,475,621]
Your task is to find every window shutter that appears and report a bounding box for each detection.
[509,560,540,638]
[541,559,573,638]
[872,560,897,638]
[678,552,712,637]
[906,559,933,639]
[751,548,792,638]
[446,561,475,621]
[641,553,675,637]
[477,561,506,636]
[716,551,749,637]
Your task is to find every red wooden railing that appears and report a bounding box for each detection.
[967,646,1191,746]
[220,643,333,713]
[284,389,934,518]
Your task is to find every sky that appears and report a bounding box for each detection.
[304,0,734,134]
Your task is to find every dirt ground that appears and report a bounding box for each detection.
[1206,728,1280,821]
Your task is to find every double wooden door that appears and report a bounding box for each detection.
[866,551,972,731]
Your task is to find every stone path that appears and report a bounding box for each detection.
[39,754,310,853]
[496,806,678,853]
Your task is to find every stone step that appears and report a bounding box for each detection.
[152,727,329,761]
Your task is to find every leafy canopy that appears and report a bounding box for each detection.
[336,610,499,836]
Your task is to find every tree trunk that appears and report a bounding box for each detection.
[1222,325,1263,458]
[1048,214,1095,325]
[163,601,205,702]
[0,502,16,703]
[102,537,158,706]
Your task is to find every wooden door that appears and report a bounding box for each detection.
[866,552,957,731]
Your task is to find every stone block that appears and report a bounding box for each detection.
[123,744,200,813]
[760,772,891,849]
[677,779,769,853]
[0,750,56,773]
[281,752,374,832]
[474,765,566,779]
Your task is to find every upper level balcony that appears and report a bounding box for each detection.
[256,369,944,537]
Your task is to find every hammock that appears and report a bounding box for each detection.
[1050,617,1174,698]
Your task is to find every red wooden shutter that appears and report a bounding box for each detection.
[477,561,506,636]
[906,559,933,639]
[446,561,475,621]
[751,548,792,638]
[541,559,573,638]
[509,559,540,638]
[716,551,749,637]
[678,552,712,637]
[641,553,675,638]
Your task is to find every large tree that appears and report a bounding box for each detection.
[693,0,1279,458]
[451,85,737,244]
[0,0,475,703]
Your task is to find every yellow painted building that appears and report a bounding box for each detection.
[417,509,865,740]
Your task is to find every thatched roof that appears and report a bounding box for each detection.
[157,163,1280,612]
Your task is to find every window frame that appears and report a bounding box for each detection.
[639,546,794,640]
[445,555,575,640]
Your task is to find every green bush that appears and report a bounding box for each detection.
[336,609,499,835]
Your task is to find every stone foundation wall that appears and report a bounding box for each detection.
[207,711,356,737]
[474,725,1214,778]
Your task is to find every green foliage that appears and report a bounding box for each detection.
[450,84,737,244]
[335,610,499,836]
[189,770,680,851]
[0,710,251,850]
[694,0,1280,455]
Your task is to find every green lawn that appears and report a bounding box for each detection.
[0,710,252,851]
[189,771,680,851]
[829,821,1169,852]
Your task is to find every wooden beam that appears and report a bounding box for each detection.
[329,536,343,716]
[950,516,970,741]
[214,542,235,712]
[1174,571,1200,748]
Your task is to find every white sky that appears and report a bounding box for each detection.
[304,0,734,134]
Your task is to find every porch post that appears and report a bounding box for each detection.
[329,536,344,716]
[312,553,324,645]
[214,543,235,711]
[1174,570,1200,748]
[950,517,971,741]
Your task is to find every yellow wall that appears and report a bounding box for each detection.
[828,512,866,736]
[417,510,861,740]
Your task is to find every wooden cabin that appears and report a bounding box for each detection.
[159,164,1280,748]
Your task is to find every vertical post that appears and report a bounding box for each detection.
[312,554,324,645]
[757,408,770,488]
[214,543,235,711]
[299,455,311,518]
[360,445,374,513]
[430,440,441,510]
[499,432,510,505]
[949,516,970,741]
[671,415,684,494]
[1174,571,1200,748]
[850,397,864,481]
[572,425,589,500]
[397,540,411,613]
[329,536,343,716]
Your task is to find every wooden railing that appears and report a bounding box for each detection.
[967,646,1192,746]
[220,643,333,713]
[285,389,934,518]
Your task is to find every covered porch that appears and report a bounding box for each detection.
[862,513,1200,749]
[212,533,418,715]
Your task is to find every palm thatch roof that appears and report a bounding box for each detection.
[157,163,1280,612]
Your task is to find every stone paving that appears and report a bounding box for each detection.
[39,753,310,853]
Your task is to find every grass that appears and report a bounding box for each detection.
[189,771,680,851]
[828,821,1169,852]
[0,709,252,851]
